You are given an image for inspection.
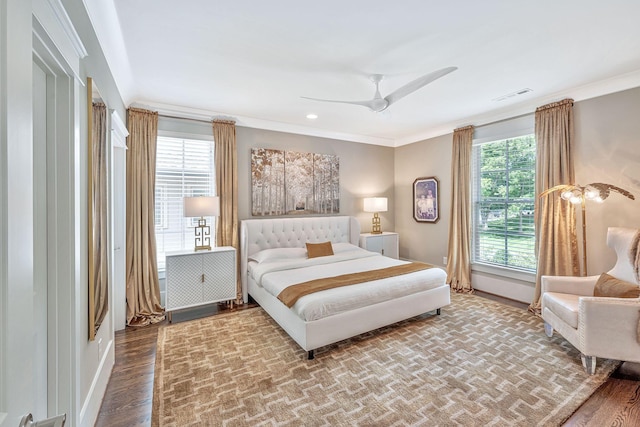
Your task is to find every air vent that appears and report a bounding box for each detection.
[493,88,533,102]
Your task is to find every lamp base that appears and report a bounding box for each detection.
[371,212,382,234]
[194,217,212,251]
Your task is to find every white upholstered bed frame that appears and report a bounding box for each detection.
[240,215,450,358]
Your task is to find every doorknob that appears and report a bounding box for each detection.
[19,413,66,427]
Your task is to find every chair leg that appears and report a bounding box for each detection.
[544,322,554,338]
[581,354,596,375]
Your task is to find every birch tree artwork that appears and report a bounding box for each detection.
[251,148,339,216]
[312,153,340,214]
[251,148,285,216]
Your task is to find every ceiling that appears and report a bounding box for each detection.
[86,0,640,146]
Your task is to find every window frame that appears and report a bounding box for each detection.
[470,115,536,282]
[154,134,217,273]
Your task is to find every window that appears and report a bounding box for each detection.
[472,134,536,272]
[155,136,216,271]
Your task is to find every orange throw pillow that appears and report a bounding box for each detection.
[594,273,640,298]
[306,242,334,258]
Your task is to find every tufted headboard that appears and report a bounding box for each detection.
[239,216,360,302]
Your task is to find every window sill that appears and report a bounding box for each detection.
[471,262,536,283]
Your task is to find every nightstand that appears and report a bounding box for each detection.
[165,246,237,322]
[359,232,399,259]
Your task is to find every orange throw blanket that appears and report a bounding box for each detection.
[277,262,434,308]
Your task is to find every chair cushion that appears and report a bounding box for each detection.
[543,292,580,329]
[594,273,640,298]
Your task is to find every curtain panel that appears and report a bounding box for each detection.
[446,125,474,293]
[92,102,109,331]
[213,119,240,301]
[529,99,579,314]
[125,107,165,326]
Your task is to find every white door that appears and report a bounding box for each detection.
[111,122,127,331]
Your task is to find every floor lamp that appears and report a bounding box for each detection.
[540,182,635,276]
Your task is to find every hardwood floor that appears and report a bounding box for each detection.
[96,296,640,426]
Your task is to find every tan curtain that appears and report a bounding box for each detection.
[446,125,474,293]
[92,102,109,331]
[213,120,240,300]
[529,99,579,314]
[125,107,165,326]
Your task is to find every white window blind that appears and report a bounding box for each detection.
[155,136,216,270]
[471,134,536,272]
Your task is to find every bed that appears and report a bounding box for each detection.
[240,216,450,359]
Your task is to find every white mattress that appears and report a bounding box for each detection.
[248,244,447,321]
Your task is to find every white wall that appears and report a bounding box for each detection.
[68,1,126,422]
[1,1,125,425]
[1,0,37,424]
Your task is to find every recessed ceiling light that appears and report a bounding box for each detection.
[306,113,318,120]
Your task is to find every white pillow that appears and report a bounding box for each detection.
[332,242,363,254]
[248,247,307,263]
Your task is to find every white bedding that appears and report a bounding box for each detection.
[248,243,447,321]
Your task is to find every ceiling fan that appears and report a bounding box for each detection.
[302,66,457,113]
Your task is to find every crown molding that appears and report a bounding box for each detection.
[45,0,88,58]
[110,110,128,149]
[132,101,397,147]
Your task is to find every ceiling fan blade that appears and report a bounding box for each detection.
[384,66,457,107]
[301,96,377,109]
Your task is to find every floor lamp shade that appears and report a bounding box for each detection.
[363,197,388,234]
[183,196,220,251]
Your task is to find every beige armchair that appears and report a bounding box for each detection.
[541,227,640,374]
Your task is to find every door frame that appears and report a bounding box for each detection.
[32,20,79,422]
[110,110,128,331]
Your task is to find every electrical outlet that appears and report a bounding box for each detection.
[443,256,448,265]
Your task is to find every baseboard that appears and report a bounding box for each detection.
[472,270,535,303]
[78,338,114,427]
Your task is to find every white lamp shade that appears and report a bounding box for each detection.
[363,197,388,213]
[184,196,220,217]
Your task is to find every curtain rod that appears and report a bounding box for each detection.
[473,112,533,130]
[158,113,212,124]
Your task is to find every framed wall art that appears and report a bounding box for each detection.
[413,176,439,223]
[251,148,340,216]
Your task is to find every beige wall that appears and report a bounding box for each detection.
[574,87,640,275]
[394,133,452,266]
[159,86,640,302]
[157,119,396,233]
[395,86,640,301]
[236,127,396,232]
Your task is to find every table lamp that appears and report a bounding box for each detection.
[363,197,388,234]
[183,196,220,251]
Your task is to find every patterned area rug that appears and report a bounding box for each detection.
[152,292,618,426]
